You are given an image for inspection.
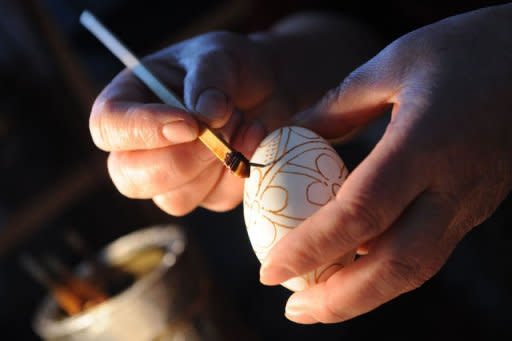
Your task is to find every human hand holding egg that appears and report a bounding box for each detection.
[243,126,355,291]
[90,11,374,303]
[259,5,512,325]
[89,5,512,327]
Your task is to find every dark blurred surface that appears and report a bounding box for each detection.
[0,0,511,340]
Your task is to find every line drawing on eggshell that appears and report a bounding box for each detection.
[244,127,349,270]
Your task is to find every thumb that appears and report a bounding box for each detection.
[292,55,400,139]
[181,50,239,129]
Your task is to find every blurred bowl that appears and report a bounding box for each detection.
[33,224,203,341]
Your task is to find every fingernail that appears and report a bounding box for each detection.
[260,262,295,285]
[285,296,317,324]
[195,89,230,127]
[162,120,197,144]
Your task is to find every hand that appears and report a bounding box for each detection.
[259,4,512,324]
[89,14,378,216]
[90,31,290,215]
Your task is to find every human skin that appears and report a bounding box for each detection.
[260,4,512,324]
[89,4,512,325]
[89,12,378,216]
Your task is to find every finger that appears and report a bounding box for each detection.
[91,67,198,151]
[292,49,401,139]
[107,140,216,199]
[260,120,429,285]
[283,192,458,324]
[152,165,224,216]
[181,49,239,128]
[201,120,266,211]
[154,119,265,215]
[90,101,198,151]
[356,238,375,255]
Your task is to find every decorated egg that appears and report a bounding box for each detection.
[243,126,355,291]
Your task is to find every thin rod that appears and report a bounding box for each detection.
[80,11,260,178]
[80,11,186,110]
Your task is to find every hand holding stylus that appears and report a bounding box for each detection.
[85,11,369,215]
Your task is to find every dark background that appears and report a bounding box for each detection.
[0,0,511,340]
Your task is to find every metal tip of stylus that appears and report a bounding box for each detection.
[249,162,268,168]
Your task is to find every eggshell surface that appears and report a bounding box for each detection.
[243,126,355,291]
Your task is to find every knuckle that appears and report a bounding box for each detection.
[292,240,322,271]
[426,190,459,218]
[196,48,237,72]
[320,291,347,323]
[376,255,427,296]
[334,198,384,244]
[341,67,370,91]
[190,33,240,70]
[320,64,375,111]
[185,49,238,102]
[320,85,344,109]
[287,221,335,271]
[339,56,384,94]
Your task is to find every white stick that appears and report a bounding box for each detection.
[80,10,186,110]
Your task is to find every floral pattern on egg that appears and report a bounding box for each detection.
[243,126,354,291]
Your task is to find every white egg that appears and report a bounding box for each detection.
[243,126,355,291]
